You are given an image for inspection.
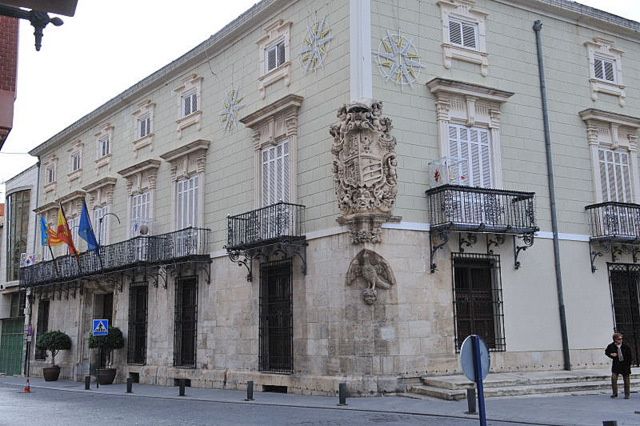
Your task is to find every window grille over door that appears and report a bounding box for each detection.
[448,124,492,188]
[174,277,197,367]
[262,139,290,206]
[453,253,505,351]
[259,260,293,374]
[609,264,640,367]
[128,284,148,365]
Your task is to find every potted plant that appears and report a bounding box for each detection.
[88,326,124,385]
[35,330,72,381]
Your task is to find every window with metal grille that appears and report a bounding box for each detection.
[137,113,151,139]
[265,40,286,72]
[448,18,478,50]
[6,189,29,281]
[35,299,49,360]
[448,124,492,188]
[259,260,293,374]
[452,253,505,351]
[177,175,199,228]
[594,56,616,83]
[97,135,110,158]
[174,277,197,367]
[599,147,631,203]
[70,151,81,172]
[262,139,290,206]
[182,90,198,117]
[128,283,148,365]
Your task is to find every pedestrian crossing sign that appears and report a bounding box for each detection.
[92,319,108,336]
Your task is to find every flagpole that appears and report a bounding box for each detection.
[83,199,104,270]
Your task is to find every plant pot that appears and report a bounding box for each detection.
[96,368,117,385]
[43,366,61,382]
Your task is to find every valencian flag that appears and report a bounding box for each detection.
[78,200,99,250]
[40,215,62,246]
[50,206,78,256]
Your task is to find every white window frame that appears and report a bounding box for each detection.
[97,135,110,158]
[132,99,155,157]
[46,165,55,184]
[174,74,203,138]
[265,39,286,73]
[239,94,302,208]
[94,123,113,170]
[438,0,488,76]
[585,38,625,106]
[94,205,109,246]
[137,113,151,139]
[448,124,492,188]
[428,78,513,189]
[176,175,199,229]
[448,17,478,50]
[117,159,160,240]
[261,139,290,206]
[256,19,292,99]
[70,151,81,172]
[580,109,640,204]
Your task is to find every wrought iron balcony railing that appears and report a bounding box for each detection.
[20,227,211,288]
[585,201,640,241]
[426,184,538,234]
[226,202,306,250]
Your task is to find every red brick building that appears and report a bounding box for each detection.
[0,15,18,150]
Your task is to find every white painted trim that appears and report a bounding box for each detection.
[350,0,372,100]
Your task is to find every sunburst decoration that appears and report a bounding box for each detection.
[299,16,333,73]
[218,89,244,133]
[372,31,424,88]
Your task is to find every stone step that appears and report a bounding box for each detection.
[408,379,619,401]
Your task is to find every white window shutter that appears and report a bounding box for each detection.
[448,124,492,188]
[462,22,477,49]
[449,20,462,46]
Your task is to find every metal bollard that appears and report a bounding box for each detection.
[603,422,618,426]
[245,380,254,401]
[466,387,476,414]
[84,375,91,390]
[126,377,133,394]
[338,382,347,406]
[178,379,185,396]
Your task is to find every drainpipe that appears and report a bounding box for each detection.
[533,20,571,371]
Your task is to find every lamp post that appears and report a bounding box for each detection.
[0,5,64,51]
[97,213,121,245]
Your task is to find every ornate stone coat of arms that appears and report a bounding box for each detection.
[330,99,400,243]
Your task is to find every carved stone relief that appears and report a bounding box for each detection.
[330,99,400,243]
[346,249,396,305]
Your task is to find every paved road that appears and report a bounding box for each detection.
[0,383,483,426]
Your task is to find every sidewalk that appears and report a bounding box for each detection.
[2,374,640,425]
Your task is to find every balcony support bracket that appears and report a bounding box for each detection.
[430,230,450,273]
[589,240,605,273]
[487,234,506,255]
[459,233,477,252]
[514,233,535,270]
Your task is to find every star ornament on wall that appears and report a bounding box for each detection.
[218,89,245,133]
[373,31,424,88]
[299,16,333,73]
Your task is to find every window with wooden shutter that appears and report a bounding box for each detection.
[177,175,199,228]
[131,191,150,236]
[262,139,290,206]
[594,56,616,83]
[265,40,285,73]
[599,147,632,203]
[448,124,492,188]
[449,18,477,50]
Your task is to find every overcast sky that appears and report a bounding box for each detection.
[1,0,639,194]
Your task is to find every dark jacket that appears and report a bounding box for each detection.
[605,341,633,375]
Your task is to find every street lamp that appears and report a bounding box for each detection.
[97,213,121,245]
[0,4,64,51]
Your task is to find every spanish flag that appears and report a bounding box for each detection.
[49,206,78,256]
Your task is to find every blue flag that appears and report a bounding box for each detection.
[40,215,50,246]
[78,201,99,250]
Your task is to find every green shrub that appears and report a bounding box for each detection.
[35,330,72,366]
[88,326,124,367]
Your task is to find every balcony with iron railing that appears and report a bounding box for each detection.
[585,202,640,272]
[425,184,538,272]
[426,185,538,234]
[226,202,306,281]
[20,227,211,288]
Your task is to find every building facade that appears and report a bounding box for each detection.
[16,0,640,395]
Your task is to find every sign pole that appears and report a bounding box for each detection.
[472,335,487,426]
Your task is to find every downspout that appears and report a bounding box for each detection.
[533,20,571,370]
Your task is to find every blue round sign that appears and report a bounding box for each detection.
[460,335,490,382]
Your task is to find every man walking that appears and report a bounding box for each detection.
[605,333,633,399]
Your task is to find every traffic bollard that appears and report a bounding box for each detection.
[84,375,91,390]
[126,377,133,393]
[245,380,254,401]
[338,382,347,406]
[466,387,476,414]
[178,379,185,396]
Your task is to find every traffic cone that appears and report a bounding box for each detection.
[23,378,31,393]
